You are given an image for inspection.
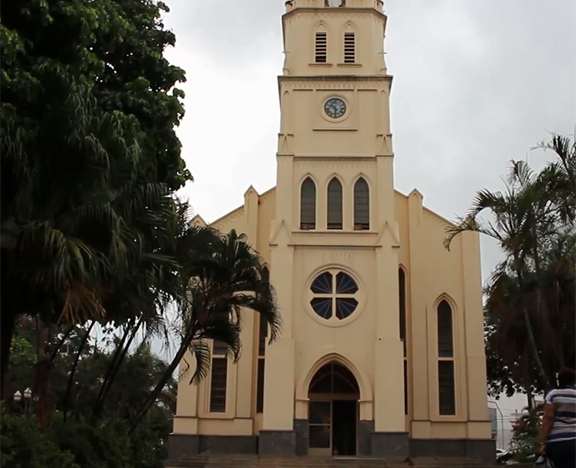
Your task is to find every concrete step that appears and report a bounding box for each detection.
[167,455,496,468]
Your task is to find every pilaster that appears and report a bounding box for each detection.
[262,158,296,432]
[407,190,430,425]
[175,350,199,420]
[461,230,490,424]
[234,187,260,419]
[373,245,404,433]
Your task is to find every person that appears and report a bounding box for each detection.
[540,368,576,468]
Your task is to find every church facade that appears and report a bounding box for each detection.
[170,0,494,461]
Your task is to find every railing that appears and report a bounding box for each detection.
[285,0,385,13]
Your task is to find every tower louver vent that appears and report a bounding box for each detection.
[344,32,355,63]
[315,32,327,63]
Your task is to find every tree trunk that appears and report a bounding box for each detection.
[63,322,94,421]
[128,330,192,434]
[93,317,143,420]
[0,311,16,401]
[515,258,549,389]
[34,316,51,429]
[92,318,135,419]
[49,325,75,362]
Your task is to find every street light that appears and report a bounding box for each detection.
[12,389,33,416]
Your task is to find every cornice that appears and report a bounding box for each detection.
[282,7,387,22]
[278,74,393,91]
[279,74,392,82]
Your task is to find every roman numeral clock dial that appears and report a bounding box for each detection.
[324,97,347,119]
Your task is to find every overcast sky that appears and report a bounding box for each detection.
[160,0,575,425]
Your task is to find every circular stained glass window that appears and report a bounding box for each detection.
[309,270,359,321]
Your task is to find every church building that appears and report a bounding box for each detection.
[170,0,495,461]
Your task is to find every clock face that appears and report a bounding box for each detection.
[324,97,347,119]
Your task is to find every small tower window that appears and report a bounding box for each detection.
[315,32,327,63]
[327,178,343,230]
[353,177,369,230]
[344,32,355,63]
[300,177,316,230]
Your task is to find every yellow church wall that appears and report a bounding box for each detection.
[172,0,492,456]
[173,185,491,440]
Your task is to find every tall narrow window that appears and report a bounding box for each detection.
[399,268,406,355]
[327,178,343,230]
[315,32,327,63]
[403,359,408,416]
[399,268,408,414]
[256,267,269,413]
[300,177,316,230]
[344,32,355,63]
[209,341,228,413]
[437,300,455,415]
[354,178,369,230]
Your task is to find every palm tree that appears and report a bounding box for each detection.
[444,160,554,388]
[129,226,281,433]
[534,134,576,225]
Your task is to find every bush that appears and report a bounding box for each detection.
[510,403,543,461]
[0,409,79,468]
[1,408,170,468]
[51,414,132,468]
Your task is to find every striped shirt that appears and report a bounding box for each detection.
[545,387,576,443]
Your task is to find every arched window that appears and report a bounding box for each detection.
[354,178,369,230]
[300,177,316,230]
[437,299,455,415]
[437,300,453,357]
[327,178,343,230]
[398,268,406,353]
[325,0,346,6]
[315,32,327,63]
[399,268,407,414]
[344,31,355,63]
[256,266,269,413]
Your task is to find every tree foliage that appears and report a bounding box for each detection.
[446,134,576,397]
[0,0,190,403]
[1,4,281,464]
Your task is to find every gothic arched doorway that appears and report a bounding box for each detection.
[308,362,359,456]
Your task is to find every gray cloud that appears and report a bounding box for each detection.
[165,0,285,67]
[163,0,575,281]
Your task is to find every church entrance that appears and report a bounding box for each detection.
[308,362,359,456]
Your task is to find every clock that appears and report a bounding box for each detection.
[324,97,347,119]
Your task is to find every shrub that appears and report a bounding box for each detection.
[50,415,132,468]
[510,403,543,461]
[0,409,79,468]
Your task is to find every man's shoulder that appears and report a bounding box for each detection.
[546,387,576,401]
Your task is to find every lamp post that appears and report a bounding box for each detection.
[23,387,32,416]
[12,388,33,416]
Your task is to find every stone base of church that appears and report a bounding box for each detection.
[258,430,296,456]
[168,434,258,459]
[358,420,374,456]
[168,432,495,462]
[410,438,496,462]
[371,432,410,458]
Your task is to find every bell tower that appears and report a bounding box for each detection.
[282,0,388,76]
[261,0,406,458]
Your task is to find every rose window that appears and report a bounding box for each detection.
[310,270,359,321]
